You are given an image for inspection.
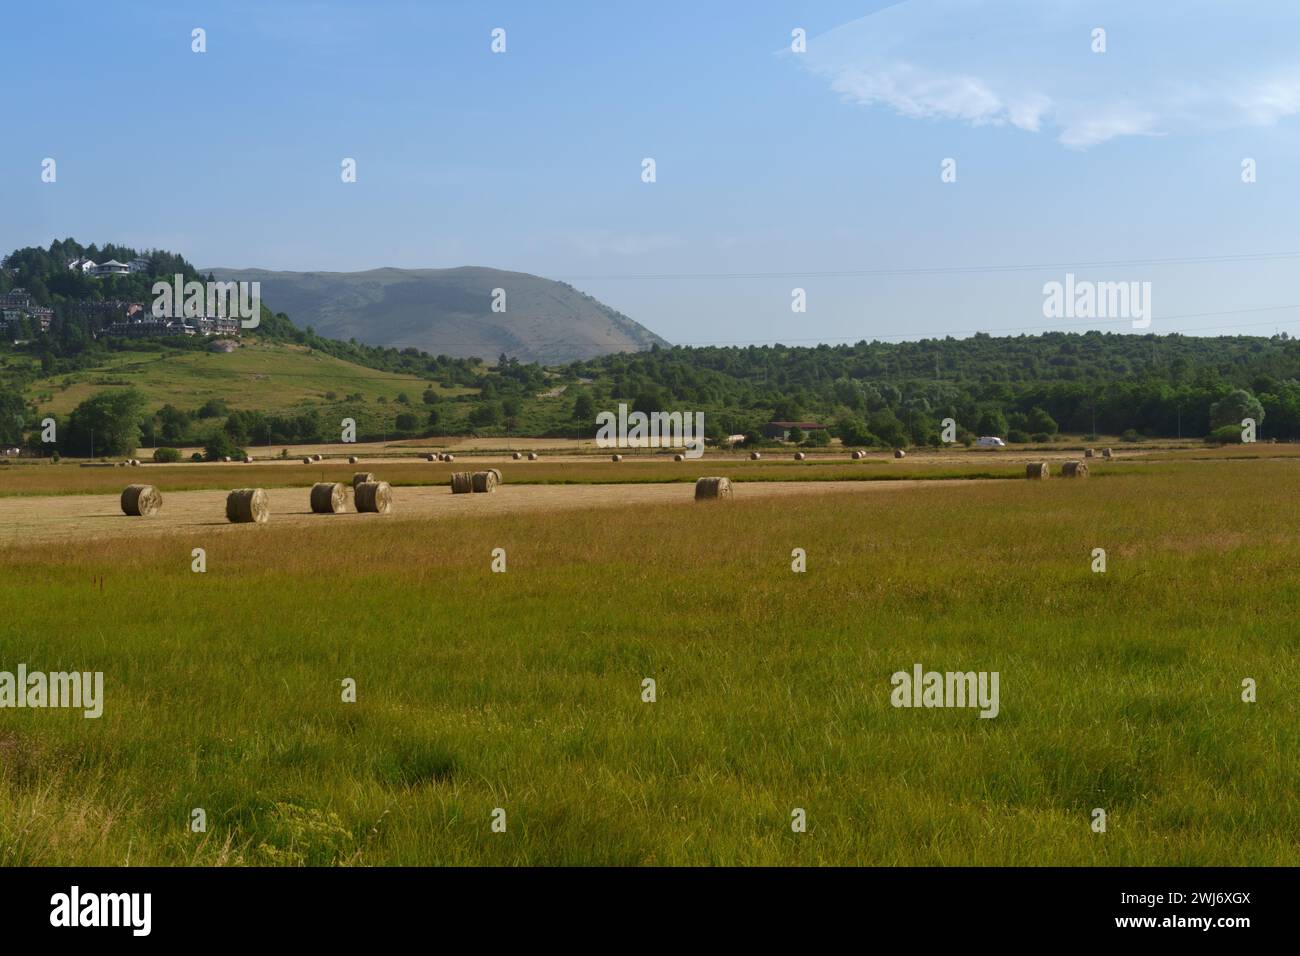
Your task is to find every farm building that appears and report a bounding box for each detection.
[763,420,828,441]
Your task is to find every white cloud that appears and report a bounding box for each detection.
[796,0,1300,148]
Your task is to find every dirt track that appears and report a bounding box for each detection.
[0,479,988,547]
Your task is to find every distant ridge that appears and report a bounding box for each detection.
[204,266,669,364]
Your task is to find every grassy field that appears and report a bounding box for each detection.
[0,457,1296,865]
[23,341,467,417]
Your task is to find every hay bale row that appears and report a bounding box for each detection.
[121,484,161,516]
[1061,460,1089,478]
[694,476,733,500]
[450,471,474,494]
[471,470,498,493]
[226,488,270,524]
[355,480,393,513]
[1025,462,1049,480]
[310,481,347,514]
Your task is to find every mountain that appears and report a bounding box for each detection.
[203,266,668,364]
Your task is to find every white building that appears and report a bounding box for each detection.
[92,260,130,277]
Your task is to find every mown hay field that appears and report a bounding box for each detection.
[0,459,1296,865]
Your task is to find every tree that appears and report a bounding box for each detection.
[1025,406,1059,434]
[572,390,596,423]
[976,408,1008,437]
[786,426,805,444]
[1209,389,1263,432]
[64,389,147,457]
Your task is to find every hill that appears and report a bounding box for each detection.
[203,266,668,364]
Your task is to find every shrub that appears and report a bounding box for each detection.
[1121,429,1143,443]
[1007,430,1031,444]
[1206,424,1243,444]
[190,452,203,462]
[153,447,182,463]
[1030,432,1051,443]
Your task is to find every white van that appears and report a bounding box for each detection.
[976,436,1006,448]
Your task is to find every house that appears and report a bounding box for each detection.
[763,420,828,441]
[92,260,131,277]
[0,289,33,309]
[68,256,97,274]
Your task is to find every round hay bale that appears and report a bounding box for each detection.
[351,471,375,491]
[450,471,474,494]
[893,449,906,459]
[310,481,348,514]
[794,452,806,460]
[487,468,502,483]
[243,456,253,464]
[348,455,358,464]
[302,456,312,464]
[612,454,623,462]
[313,454,322,462]
[851,450,865,460]
[129,459,140,467]
[226,488,269,524]
[120,484,161,517]
[1025,462,1049,480]
[527,452,539,461]
[694,476,734,501]
[1084,448,1095,459]
[426,453,438,462]
[1061,460,1090,478]
[750,451,761,460]
[222,456,231,463]
[471,470,498,493]
[1102,448,1113,460]
[674,453,684,462]
[512,452,522,460]
[443,453,455,462]
[355,480,393,514]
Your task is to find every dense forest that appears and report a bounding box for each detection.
[2,239,1297,456]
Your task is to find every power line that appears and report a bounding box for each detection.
[555,251,1300,282]
[668,304,1300,347]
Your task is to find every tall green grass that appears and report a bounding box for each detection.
[0,461,1296,865]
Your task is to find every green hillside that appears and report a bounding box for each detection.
[26,341,468,418]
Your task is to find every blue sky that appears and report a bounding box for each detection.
[3,0,1300,348]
